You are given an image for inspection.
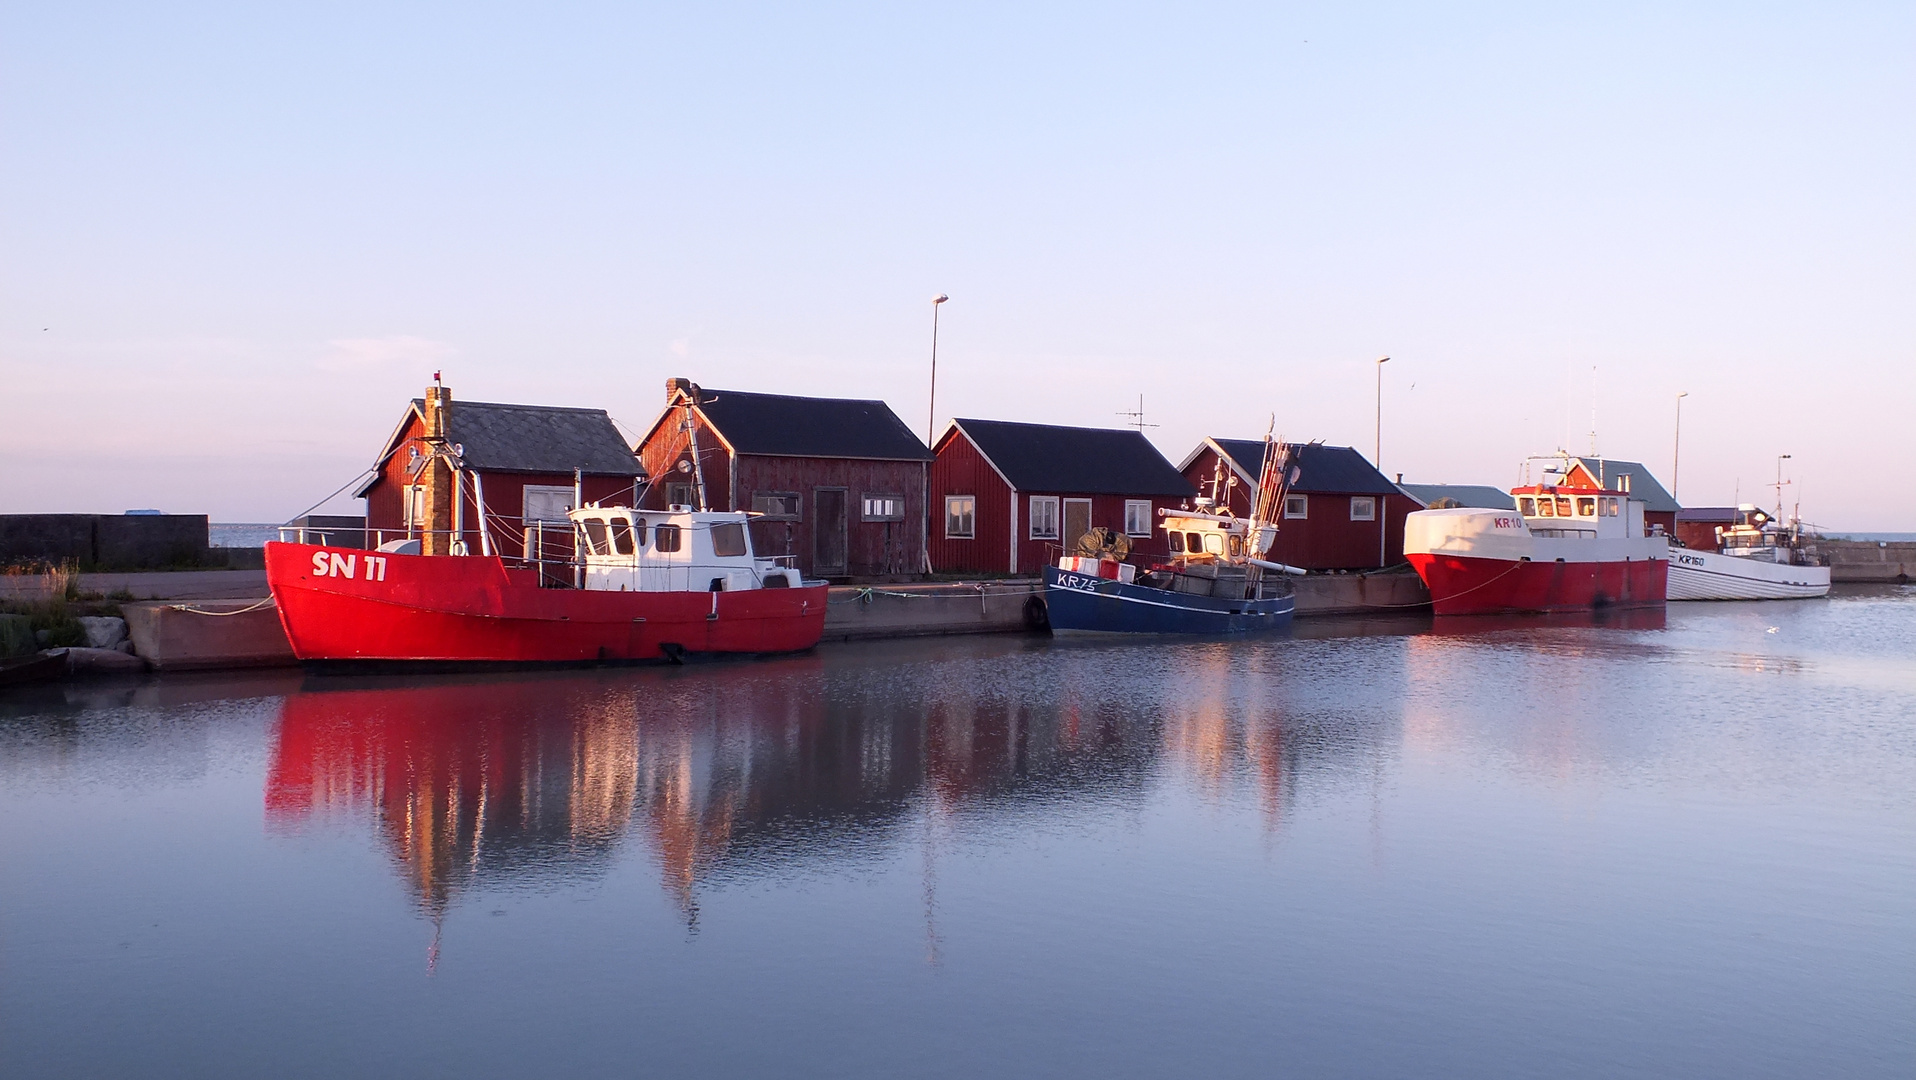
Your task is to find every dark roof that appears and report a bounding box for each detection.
[1676,506,1739,522]
[1571,458,1680,512]
[1399,483,1517,510]
[951,419,1195,497]
[693,389,932,460]
[1207,439,1401,496]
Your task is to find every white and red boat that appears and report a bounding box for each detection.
[1404,469,1668,616]
[266,504,828,667]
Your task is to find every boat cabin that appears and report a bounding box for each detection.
[1716,504,1821,566]
[1161,509,1274,564]
[1511,485,1644,540]
[569,505,809,592]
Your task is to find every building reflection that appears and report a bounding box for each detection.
[264,639,1400,922]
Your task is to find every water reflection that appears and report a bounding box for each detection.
[263,639,1405,926]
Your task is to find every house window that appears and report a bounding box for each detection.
[665,482,697,508]
[1124,500,1152,536]
[944,496,975,539]
[753,492,801,520]
[1616,474,1632,493]
[403,484,425,528]
[1029,497,1060,540]
[862,494,906,522]
[1350,496,1376,522]
[1284,494,1308,519]
[523,485,574,524]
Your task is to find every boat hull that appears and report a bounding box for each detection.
[1666,548,1831,600]
[1042,565,1295,635]
[1406,552,1668,616]
[265,542,827,666]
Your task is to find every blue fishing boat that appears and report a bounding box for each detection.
[1041,434,1305,636]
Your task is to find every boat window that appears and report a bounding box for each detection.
[711,521,748,557]
[1518,497,1536,515]
[654,524,682,553]
[631,518,648,545]
[1602,498,1619,517]
[1203,533,1225,555]
[1186,532,1204,553]
[1576,498,1596,517]
[608,519,635,554]
[1228,535,1244,557]
[582,518,610,555]
[1537,498,1555,517]
[1168,531,1185,553]
[1555,497,1573,517]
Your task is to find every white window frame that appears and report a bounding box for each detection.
[1123,500,1153,537]
[523,485,574,524]
[403,484,425,528]
[944,495,976,539]
[1029,496,1060,540]
[1284,494,1308,519]
[861,494,906,522]
[664,482,698,509]
[1350,496,1376,522]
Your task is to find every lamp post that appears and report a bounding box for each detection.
[1672,391,1688,502]
[927,294,949,449]
[1374,356,1390,468]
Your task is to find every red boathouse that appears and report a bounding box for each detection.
[929,419,1196,575]
[631,380,933,581]
[1179,438,1415,570]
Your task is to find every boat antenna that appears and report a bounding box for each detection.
[673,382,720,510]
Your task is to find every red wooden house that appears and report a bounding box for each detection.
[929,419,1197,575]
[1561,458,1681,536]
[356,385,644,556]
[1179,438,1415,570]
[631,380,933,580]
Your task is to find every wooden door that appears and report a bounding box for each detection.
[1063,498,1093,551]
[814,488,848,576]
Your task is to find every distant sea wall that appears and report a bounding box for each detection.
[0,514,210,570]
[1820,539,1916,583]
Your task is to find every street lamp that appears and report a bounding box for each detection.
[1374,356,1390,468]
[927,294,949,449]
[1672,391,1688,502]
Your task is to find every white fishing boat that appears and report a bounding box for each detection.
[1667,505,1830,601]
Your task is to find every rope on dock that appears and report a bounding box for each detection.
[168,598,277,616]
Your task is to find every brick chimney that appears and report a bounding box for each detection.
[420,382,455,556]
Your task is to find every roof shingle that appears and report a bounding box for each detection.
[692,389,932,460]
[422,399,641,475]
[1208,439,1400,496]
[951,419,1195,497]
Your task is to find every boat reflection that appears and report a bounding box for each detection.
[263,638,1405,924]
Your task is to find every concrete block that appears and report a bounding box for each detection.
[0,613,34,657]
[1292,572,1432,616]
[77,616,128,649]
[823,582,1044,642]
[121,599,296,670]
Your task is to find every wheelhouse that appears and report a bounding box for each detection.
[568,504,809,592]
[1510,484,1643,540]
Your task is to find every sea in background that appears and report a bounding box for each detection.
[2,589,1912,1078]
[209,523,285,548]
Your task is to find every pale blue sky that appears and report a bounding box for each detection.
[3,2,1910,526]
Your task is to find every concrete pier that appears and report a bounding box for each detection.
[1821,540,1916,583]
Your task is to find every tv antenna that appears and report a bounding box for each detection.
[1117,394,1159,433]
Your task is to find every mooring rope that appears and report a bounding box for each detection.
[168,598,277,616]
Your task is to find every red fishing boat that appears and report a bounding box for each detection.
[1403,457,1669,616]
[266,505,827,667]
[266,382,828,668]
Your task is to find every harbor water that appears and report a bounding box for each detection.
[2,590,1912,1078]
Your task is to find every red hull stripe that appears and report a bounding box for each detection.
[1407,552,1667,616]
[265,542,826,663]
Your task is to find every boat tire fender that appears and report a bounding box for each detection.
[1023,594,1050,632]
